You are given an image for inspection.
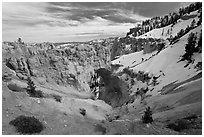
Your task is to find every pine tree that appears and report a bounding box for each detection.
[161,28,164,36]
[152,76,158,86]
[183,32,197,62]
[197,9,202,26]
[26,77,43,98]
[190,19,196,29]
[177,29,185,38]
[179,8,184,17]
[185,25,191,34]
[187,6,191,14]
[142,106,153,124]
[27,77,36,95]
[167,29,170,35]
[17,38,22,44]
[195,2,202,10]
[196,32,202,53]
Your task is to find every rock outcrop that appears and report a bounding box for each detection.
[2,40,111,93]
[96,68,129,107]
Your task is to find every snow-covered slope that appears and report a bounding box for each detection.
[112,10,200,69]
[136,10,199,39]
[111,12,202,96]
[112,50,157,70]
[135,26,201,94]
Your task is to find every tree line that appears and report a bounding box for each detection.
[127,2,202,37]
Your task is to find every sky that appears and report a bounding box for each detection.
[2,2,190,42]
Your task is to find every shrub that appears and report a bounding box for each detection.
[142,106,153,123]
[79,108,86,116]
[123,67,135,77]
[52,94,62,102]
[9,115,44,134]
[122,68,151,84]
[195,62,202,71]
[166,119,189,132]
[94,124,107,135]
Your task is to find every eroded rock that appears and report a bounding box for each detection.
[7,79,27,92]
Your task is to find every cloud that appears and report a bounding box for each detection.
[2,2,183,42]
[46,2,147,24]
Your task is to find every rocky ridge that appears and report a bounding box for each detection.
[3,40,111,93]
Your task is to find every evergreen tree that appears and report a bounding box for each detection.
[142,106,153,124]
[164,15,169,26]
[195,2,202,10]
[183,32,197,62]
[177,29,185,38]
[179,8,184,17]
[197,9,202,26]
[167,29,170,35]
[26,77,43,98]
[27,77,36,95]
[161,28,164,36]
[152,76,158,86]
[126,2,202,38]
[190,19,196,29]
[17,37,24,44]
[173,12,179,23]
[185,25,191,34]
[187,6,191,14]
[196,32,202,53]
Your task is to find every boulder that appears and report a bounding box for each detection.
[2,73,13,82]
[2,67,16,82]
[36,77,47,85]
[27,57,39,68]
[6,57,18,71]
[7,79,27,92]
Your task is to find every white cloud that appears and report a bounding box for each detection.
[2,2,143,42]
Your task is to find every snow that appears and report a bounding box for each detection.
[111,14,202,96]
[112,10,200,74]
[137,26,201,94]
[112,50,158,72]
[136,10,199,40]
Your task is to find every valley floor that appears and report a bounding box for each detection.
[2,71,202,135]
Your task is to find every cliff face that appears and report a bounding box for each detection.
[96,68,129,107]
[2,40,111,93]
[111,36,167,61]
